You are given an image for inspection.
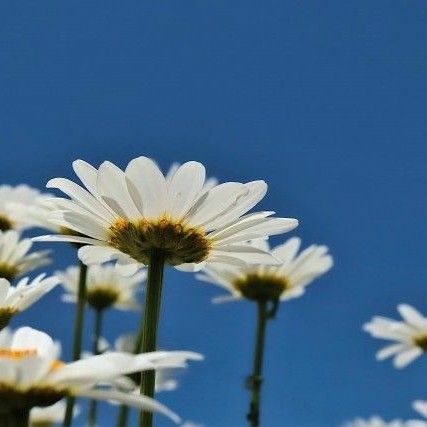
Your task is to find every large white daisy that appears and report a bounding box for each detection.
[0,230,51,281]
[0,185,52,232]
[0,327,203,423]
[34,157,298,273]
[196,237,333,303]
[57,264,146,311]
[363,305,427,369]
[0,274,59,330]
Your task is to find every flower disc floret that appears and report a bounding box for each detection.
[108,217,211,266]
[0,215,14,232]
[86,287,120,310]
[232,273,289,301]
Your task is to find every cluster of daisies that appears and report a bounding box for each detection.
[0,156,335,426]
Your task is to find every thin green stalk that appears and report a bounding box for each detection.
[246,300,269,427]
[87,308,104,427]
[63,261,88,427]
[139,250,165,427]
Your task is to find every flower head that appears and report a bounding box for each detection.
[57,264,146,311]
[196,237,333,304]
[0,326,203,423]
[363,304,427,369]
[0,275,59,329]
[34,157,298,273]
[0,230,51,281]
[0,185,52,232]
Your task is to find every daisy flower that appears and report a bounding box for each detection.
[0,326,203,424]
[0,274,59,330]
[30,400,79,427]
[0,184,53,232]
[363,304,427,369]
[196,237,333,304]
[57,264,146,311]
[0,230,51,281]
[34,157,298,272]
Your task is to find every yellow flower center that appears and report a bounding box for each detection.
[86,286,120,310]
[414,335,427,350]
[0,214,14,232]
[232,272,289,301]
[108,217,211,266]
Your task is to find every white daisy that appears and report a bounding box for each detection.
[0,230,51,281]
[30,400,79,427]
[0,184,52,232]
[196,237,333,303]
[57,264,146,311]
[0,326,203,423]
[0,274,59,330]
[34,157,298,273]
[363,304,427,369]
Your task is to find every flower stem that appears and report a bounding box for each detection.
[139,250,165,427]
[87,308,104,427]
[246,300,270,427]
[63,261,88,427]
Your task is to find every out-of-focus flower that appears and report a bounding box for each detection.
[0,274,59,329]
[0,230,51,281]
[30,400,79,427]
[196,237,333,304]
[343,417,411,427]
[0,327,203,423]
[34,157,298,274]
[364,304,427,369]
[57,264,146,311]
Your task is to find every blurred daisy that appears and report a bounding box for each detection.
[196,237,333,303]
[0,326,203,424]
[57,264,146,311]
[0,184,51,232]
[343,417,409,427]
[30,400,79,427]
[0,230,51,281]
[0,274,59,330]
[34,157,298,273]
[363,304,427,369]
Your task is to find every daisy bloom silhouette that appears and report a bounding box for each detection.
[197,237,332,427]
[363,304,427,369]
[0,326,202,426]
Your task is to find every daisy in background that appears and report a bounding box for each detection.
[196,237,332,427]
[343,417,416,427]
[57,264,146,312]
[30,400,79,427]
[0,230,51,281]
[0,184,51,232]
[0,274,59,330]
[363,304,427,368]
[0,326,203,425]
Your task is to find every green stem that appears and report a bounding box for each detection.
[139,250,165,427]
[63,261,88,427]
[9,409,30,427]
[246,300,269,427]
[87,308,103,427]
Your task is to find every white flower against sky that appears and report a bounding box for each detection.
[34,157,298,273]
[0,274,59,329]
[0,184,51,232]
[57,264,146,311]
[343,417,410,427]
[0,326,203,423]
[363,304,427,369]
[196,237,333,303]
[0,230,51,281]
[30,400,79,427]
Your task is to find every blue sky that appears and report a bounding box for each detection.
[1,1,427,426]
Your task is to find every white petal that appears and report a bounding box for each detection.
[398,304,427,331]
[393,347,423,368]
[376,343,408,360]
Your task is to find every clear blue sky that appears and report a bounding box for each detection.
[1,1,427,426]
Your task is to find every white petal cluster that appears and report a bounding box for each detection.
[0,230,51,280]
[0,185,52,231]
[57,264,146,311]
[34,157,298,272]
[0,327,203,423]
[196,237,333,303]
[30,400,79,426]
[364,305,427,369]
